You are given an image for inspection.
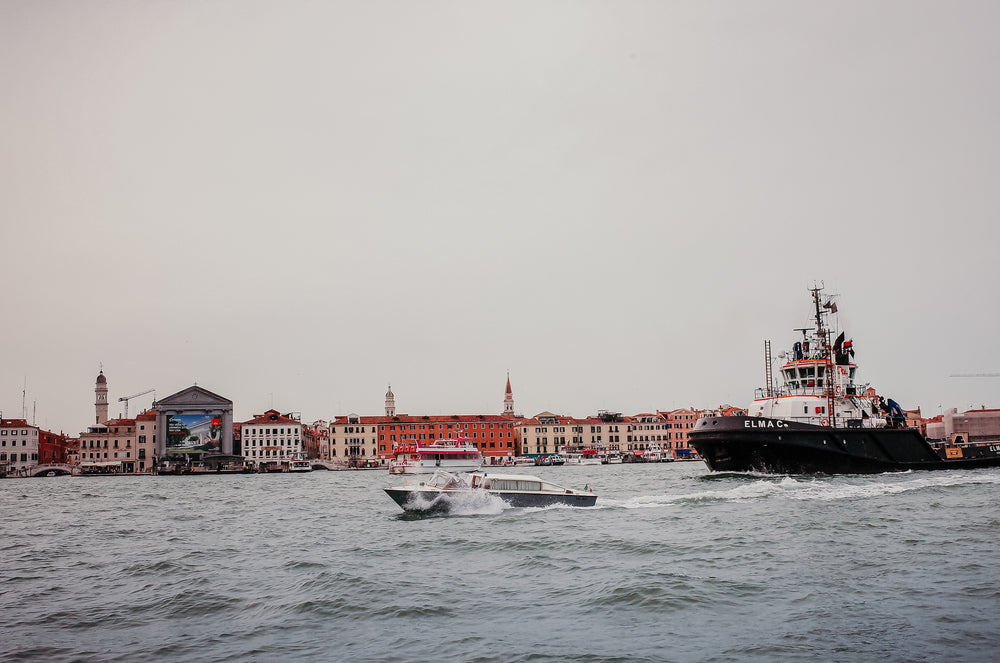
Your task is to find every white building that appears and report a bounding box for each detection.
[240,409,303,468]
[1,419,39,476]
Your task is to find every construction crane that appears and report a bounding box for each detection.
[119,389,155,418]
[950,373,1000,378]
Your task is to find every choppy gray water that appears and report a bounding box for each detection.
[3,464,999,662]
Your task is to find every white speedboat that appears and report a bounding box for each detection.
[289,459,312,472]
[384,470,597,512]
[388,439,483,475]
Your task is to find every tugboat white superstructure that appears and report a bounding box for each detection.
[689,285,1000,474]
[746,285,885,430]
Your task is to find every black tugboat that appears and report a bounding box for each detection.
[689,286,1000,474]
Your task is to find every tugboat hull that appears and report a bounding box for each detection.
[689,417,1000,474]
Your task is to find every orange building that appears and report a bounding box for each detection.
[657,408,703,453]
[327,413,523,465]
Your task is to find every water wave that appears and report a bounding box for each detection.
[614,471,1000,507]
[4,465,1000,663]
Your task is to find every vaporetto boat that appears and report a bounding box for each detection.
[689,285,1000,474]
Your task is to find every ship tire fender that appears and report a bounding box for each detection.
[821,418,829,426]
[834,385,842,397]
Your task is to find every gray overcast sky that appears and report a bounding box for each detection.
[2,1,998,434]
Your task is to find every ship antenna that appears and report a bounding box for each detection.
[811,284,825,340]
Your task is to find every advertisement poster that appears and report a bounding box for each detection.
[165,413,222,454]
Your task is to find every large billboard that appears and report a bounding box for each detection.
[165,413,222,454]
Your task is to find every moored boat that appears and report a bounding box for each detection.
[384,470,597,512]
[388,439,483,475]
[289,458,312,472]
[689,285,1000,474]
[642,444,673,462]
[560,448,602,466]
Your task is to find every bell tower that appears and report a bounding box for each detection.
[385,384,395,417]
[503,372,514,415]
[95,369,109,424]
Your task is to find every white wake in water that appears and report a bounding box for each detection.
[607,470,1000,508]
[405,490,509,515]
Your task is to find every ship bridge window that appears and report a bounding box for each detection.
[817,366,826,377]
[799,367,815,379]
[784,369,796,381]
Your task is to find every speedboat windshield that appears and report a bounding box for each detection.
[425,471,468,489]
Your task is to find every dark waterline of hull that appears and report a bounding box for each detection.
[690,416,1000,474]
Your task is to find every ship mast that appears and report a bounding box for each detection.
[764,340,775,398]
[810,284,837,427]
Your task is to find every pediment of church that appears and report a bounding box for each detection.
[155,385,233,410]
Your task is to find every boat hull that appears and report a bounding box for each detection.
[689,416,1000,474]
[384,487,597,511]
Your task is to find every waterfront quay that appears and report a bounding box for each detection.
[3,369,998,479]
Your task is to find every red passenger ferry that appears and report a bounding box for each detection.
[388,439,484,475]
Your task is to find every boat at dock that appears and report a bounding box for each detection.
[559,448,602,466]
[288,458,312,472]
[642,444,673,463]
[384,470,597,512]
[689,285,1000,474]
[388,439,483,475]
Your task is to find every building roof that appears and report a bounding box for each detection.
[103,418,136,426]
[332,413,524,426]
[242,409,301,426]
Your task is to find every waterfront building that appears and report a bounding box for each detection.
[518,411,626,457]
[328,413,379,465]
[154,385,235,458]
[303,420,329,459]
[240,409,303,469]
[78,418,138,473]
[382,414,520,463]
[518,412,579,457]
[926,406,1000,442]
[1,419,39,475]
[135,410,156,472]
[516,409,704,459]
[0,419,70,475]
[65,437,81,466]
[327,378,524,466]
[38,428,69,465]
[518,412,610,457]
[626,413,670,455]
[657,408,703,455]
[326,412,522,466]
